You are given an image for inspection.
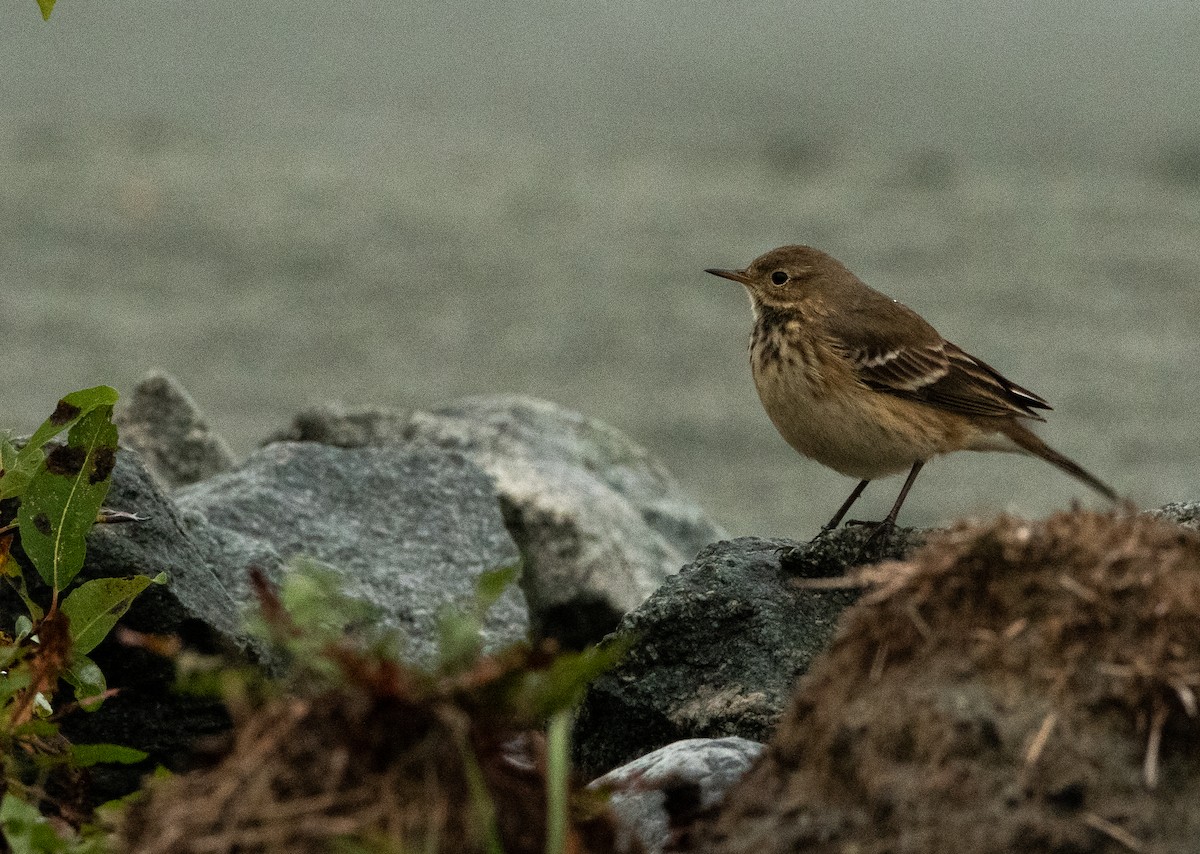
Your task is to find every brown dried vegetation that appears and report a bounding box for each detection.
[119,573,631,854]
[702,510,1200,854]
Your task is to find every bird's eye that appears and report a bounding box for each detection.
[770,271,789,286]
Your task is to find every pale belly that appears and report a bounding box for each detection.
[753,361,1015,481]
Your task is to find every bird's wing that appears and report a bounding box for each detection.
[826,297,1051,421]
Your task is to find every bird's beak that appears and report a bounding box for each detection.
[705,267,753,287]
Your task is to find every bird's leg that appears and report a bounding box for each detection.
[819,479,870,534]
[858,460,925,553]
[780,480,872,564]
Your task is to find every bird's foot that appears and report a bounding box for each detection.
[775,543,804,568]
[775,523,840,564]
[847,517,899,563]
[808,523,840,542]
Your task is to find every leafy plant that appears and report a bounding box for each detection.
[1,388,165,848]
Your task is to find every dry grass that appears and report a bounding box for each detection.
[703,509,1200,854]
[118,572,633,854]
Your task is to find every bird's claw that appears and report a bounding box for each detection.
[852,518,899,562]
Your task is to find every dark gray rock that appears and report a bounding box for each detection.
[176,441,529,666]
[592,737,764,854]
[114,370,235,488]
[81,449,250,654]
[573,528,919,777]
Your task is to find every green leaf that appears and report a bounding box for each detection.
[62,652,107,711]
[25,387,118,449]
[0,793,65,854]
[279,560,380,635]
[13,615,32,641]
[0,433,17,480]
[437,610,484,674]
[61,573,165,655]
[476,562,520,612]
[519,637,632,719]
[0,448,40,502]
[13,718,59,740]
[1,388,118,501]
[435,562,522,674]
[17,406,119,591]
[0,668,31,703]
[70,743,148,768]
[37,0,56,20]
[452,729,504,854]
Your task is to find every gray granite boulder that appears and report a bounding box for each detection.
[175,441,529,666]
[573,528,919,777]
[272,396,726,648]
[592,737,764,854]
[114,370,235,489]
[403,396,726,647]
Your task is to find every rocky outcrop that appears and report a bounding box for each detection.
[573,528,919,777]
[273,395,725,647]
[3,431,530,800]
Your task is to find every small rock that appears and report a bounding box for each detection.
[592,737,764,854]
[176,442,529,666]
[115,370,235,488]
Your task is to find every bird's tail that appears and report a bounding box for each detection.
[999,421,1118,502]
[998,419,1118,501]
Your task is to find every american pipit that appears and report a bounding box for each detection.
[707,245,1117,538]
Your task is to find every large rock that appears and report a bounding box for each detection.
[272,396,726,648]
[573,528,916,777]
[592,737,764,854]
[175,441,529,666]
[114,370,235,488]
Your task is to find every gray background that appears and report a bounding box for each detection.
[3,1,1197,537]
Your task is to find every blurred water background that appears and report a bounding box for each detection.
[3,1,1198,536]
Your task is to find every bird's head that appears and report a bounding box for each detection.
[706,244,852,313]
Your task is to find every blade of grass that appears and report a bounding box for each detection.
[545,709,571,854]
[451,726,505,854]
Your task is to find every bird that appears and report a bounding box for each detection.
[706,245,1117,540]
